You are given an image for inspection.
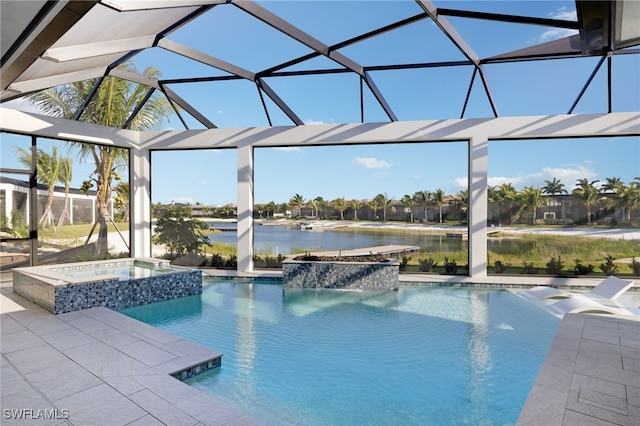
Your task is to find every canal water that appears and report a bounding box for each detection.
[205,221,470,255]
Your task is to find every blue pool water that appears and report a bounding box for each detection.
[120,280,560,425]
[50,261,180,280]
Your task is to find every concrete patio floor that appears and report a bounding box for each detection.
[517,313,639,425]
[1,274,260,426]
[1,270,639,425]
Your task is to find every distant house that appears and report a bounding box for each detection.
[1,176,101,228]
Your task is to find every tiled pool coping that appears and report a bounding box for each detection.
[202,268,640,291]
[2,270,638,425]
[282,259,400,290]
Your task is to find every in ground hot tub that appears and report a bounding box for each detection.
[12,258,202,314]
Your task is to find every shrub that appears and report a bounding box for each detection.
[573,260,594,275]
[599,255,618,276]
[443,257,458,274]
[492,260,509,274]
[209,253,225,267]
[225,255,237,268]
[254,254,286,268]
[521,261,536,274]
[269,254,286,268]
[546,256,565,275]
[399,256,410,271]
[631,258,640,276]
[418,257,438,272]
[153,205,210,256]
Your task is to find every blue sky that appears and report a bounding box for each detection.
[2,1,639,206]
[150,1,640,205]
[150,137,639,205]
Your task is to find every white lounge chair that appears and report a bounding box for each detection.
[525,275,634,301]
[548,293,633,315]
[524,275,635,316]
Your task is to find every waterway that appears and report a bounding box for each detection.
[205,221,472,255]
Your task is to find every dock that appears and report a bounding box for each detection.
[446,232,467,240]
[303,245,421,258]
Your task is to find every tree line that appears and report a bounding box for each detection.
[251,176,640,224]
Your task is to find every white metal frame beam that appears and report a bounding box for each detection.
[3,108,638,276]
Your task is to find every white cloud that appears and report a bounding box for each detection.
[538,165,598,189]
[199,180,208,185]
[274,147,302,152]
[453,177,468,188]
[535,7,579,43]
[452,164,598,191]
[452,175,524,189]
[538,27,578,43]
[549,7,577,21]
[304,119,326,125]
[352,157,392,169]
[489,176,525,187]
[173,196,194,204]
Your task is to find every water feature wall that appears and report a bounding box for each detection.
[282,259,399,290]
[13,258,202,314]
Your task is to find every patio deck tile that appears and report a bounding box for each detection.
[55,383,147,425]
[518,313,640,426]
[24,360,102,402]
[1,279,256,425]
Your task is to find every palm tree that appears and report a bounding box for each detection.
[432,188,446,223]
[113,181,130,222]
[277,202,289,216]
[314,196,329,219]
[602,177,623,194]
[572,179,601,224]
[27,61,174,257]
[332,197,347,220]
[521,186,545,224]
[308,198,319,218]
[264,201,276,218]
[374,193,394,222]
[542,178,567,220]
[602,177,624,221]
[400,194,417,222]
[487,185,501,224]
[289,194,305,217]
[350,199,364,221]
[57,156,73,226]
[497,183,517,225]
[454,189,468,222]
[413,190,431,222]
[254,203,264,219]
[16,146,62,227]
[366,198,381,221]
[610,181,640,222]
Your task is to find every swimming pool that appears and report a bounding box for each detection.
[120,280,560,425]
